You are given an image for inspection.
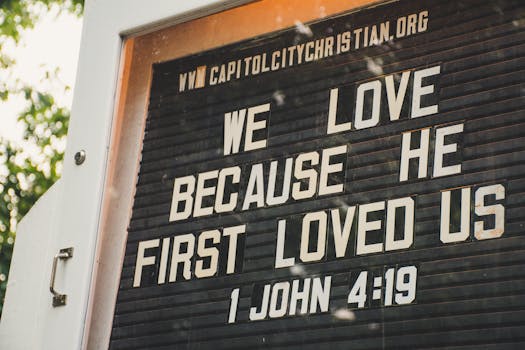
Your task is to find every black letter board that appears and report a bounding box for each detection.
[110,0,525,348]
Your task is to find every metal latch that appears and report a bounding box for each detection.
[49,247,74,307]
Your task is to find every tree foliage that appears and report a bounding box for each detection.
[0,0,84,315]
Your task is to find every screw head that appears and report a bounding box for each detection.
[74,150,86,165]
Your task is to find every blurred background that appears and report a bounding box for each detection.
[0,0,84,315]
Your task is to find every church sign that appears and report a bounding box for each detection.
[110,0,525,348]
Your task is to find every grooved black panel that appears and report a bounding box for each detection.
[110,1,525,349]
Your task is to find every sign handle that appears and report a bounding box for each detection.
[49,247,74,307]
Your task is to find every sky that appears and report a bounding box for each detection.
[0,6,83,142]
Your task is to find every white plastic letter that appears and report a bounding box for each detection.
[133,239,160,287]
[440,188,471,243]
[355,80,381,129]
[169,175,196,221]
[399,128,430,182]
[244,103,270,152]
[411,65,440,118]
